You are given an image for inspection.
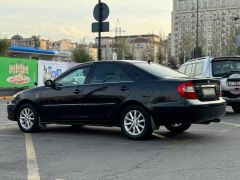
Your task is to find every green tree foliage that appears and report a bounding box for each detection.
[0,38,10,56]
[72,45,93,63]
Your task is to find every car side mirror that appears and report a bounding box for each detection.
[44,80,54,88]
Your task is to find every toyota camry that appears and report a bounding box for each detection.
[7,60,226,140]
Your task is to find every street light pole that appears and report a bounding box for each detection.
[195,0,199,58]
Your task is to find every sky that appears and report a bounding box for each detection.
[0,0,172,43]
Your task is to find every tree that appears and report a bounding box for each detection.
[157,34,168,65]
[72,44,93,63]
[168,57,178,70]
[116,39,133,60]
[0,38,10,56]
[180,30,194,64]
[192,46,204,59]
[144,36,155,62]
[33,36,40,49]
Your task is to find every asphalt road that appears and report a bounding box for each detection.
[1,100,240,180]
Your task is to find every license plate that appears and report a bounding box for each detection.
[202,88,216,96]
[228,81,240,86]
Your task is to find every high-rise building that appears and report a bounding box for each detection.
[171,0,240,61]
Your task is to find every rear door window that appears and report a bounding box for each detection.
[90,63,130,83]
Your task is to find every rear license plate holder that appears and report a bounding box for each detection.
[202,88,216,97]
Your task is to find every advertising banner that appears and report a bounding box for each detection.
[0,57,37,88]
[38,60,68,86]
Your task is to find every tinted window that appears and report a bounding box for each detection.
[194,62,204,76]
[212,60,240,77]
[134,62,187,78]
[90,63,130,83]
[121,63,151,81]
[55,66,91,86]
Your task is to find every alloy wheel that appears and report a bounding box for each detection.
[124,110,145,136]
[19,108,35,130]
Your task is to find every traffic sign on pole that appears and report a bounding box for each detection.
[92,1,110,61]
[92,22,109,32]
[93,3,110,22]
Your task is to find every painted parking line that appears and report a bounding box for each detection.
[221,122,240,127]
[25,134,40,180]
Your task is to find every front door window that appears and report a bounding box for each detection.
[55,66,91,86]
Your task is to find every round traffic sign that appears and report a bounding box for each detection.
[93,2,110,22]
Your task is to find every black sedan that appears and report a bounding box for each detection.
[7,60,226,140]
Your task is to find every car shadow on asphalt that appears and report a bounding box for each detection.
[37,125,221,144]
[225,110,239,116]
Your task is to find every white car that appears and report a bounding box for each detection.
[179,57,240,113]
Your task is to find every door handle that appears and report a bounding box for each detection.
[119,86,129,91]
[73,89,82,94]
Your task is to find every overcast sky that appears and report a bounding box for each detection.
[0,0,172,43]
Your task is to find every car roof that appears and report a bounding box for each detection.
[212,57,240,61]
[74,60,149,67]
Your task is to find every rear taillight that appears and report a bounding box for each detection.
[177,81,198,99]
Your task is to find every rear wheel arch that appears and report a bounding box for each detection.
[115,100,151,126]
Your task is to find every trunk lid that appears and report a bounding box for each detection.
[190,79,221,101]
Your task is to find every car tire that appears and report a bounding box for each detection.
[165,123,191,133]
[120,105,153,140]
[232,104,240,114]
[17,103,41,133]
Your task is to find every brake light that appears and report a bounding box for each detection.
[177,81,198,99]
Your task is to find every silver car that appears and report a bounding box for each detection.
[179,57,240,113]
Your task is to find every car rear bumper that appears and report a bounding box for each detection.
[151,101,226,125]
[7,101,16,121]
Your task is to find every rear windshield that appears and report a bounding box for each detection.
[135,62,188,78]
[212,59,240,77]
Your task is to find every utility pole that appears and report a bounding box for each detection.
[195,0,199,58]
[98,0,102,61]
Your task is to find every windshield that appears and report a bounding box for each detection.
[135,62,188,78]
[212,60,240,77]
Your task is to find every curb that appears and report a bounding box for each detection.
[0,96,12,100]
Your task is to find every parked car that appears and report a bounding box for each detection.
[8,60,226,140]
[179,57,240,113]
